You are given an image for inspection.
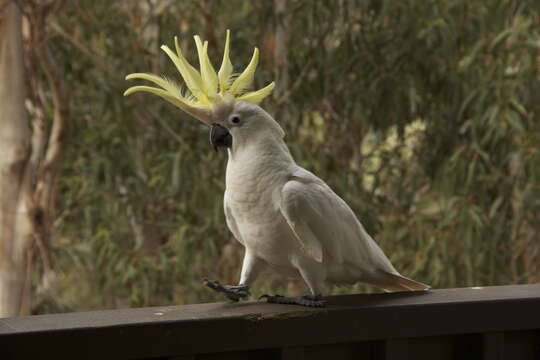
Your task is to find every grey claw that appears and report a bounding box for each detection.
[261,294,326,307]
[203,278,222,291]
[203,278,250,302]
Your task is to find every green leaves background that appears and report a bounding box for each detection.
[36,0,539,312]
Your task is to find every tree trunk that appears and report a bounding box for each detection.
[274,0,290,122]
[0,2,33,317]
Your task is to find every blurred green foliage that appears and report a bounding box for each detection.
[36,0,539,312]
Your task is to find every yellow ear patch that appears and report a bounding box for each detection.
[124,30,275,119]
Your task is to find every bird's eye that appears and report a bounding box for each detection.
[231,116,241,125]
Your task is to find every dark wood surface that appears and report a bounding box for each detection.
[1,284,539,359]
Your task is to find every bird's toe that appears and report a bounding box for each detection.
[260,294,326,307]
[203,278,250,301]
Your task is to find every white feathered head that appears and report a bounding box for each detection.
[124,30,275,125]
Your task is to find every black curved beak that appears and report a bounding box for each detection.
[209,123,232,152]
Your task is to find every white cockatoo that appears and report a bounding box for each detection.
[125,31,429,307]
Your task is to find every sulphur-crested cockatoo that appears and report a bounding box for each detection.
[124,31,429,307]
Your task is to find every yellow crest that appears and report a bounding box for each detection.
[124,30,275,124]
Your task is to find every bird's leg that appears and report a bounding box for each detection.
[259,293,326,307]
[203,250,265,302]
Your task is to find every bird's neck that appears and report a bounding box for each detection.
[228,133,293,163]
[226,135,295,190]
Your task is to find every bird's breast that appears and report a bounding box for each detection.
[225,174,300,267]
[224,152,304,267]
[226,157,286,219]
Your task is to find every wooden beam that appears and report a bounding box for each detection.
[0,285,538,359]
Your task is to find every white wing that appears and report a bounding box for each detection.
[279,167,396,273]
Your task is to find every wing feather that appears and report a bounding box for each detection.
[280,168,396,273]
[280,185,324,262]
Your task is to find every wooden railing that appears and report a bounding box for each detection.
[1,284,539,359]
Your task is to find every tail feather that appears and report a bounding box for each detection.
[377,271,431,292]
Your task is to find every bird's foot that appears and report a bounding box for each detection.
[203,278,250,302]
[259,294,326,307]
